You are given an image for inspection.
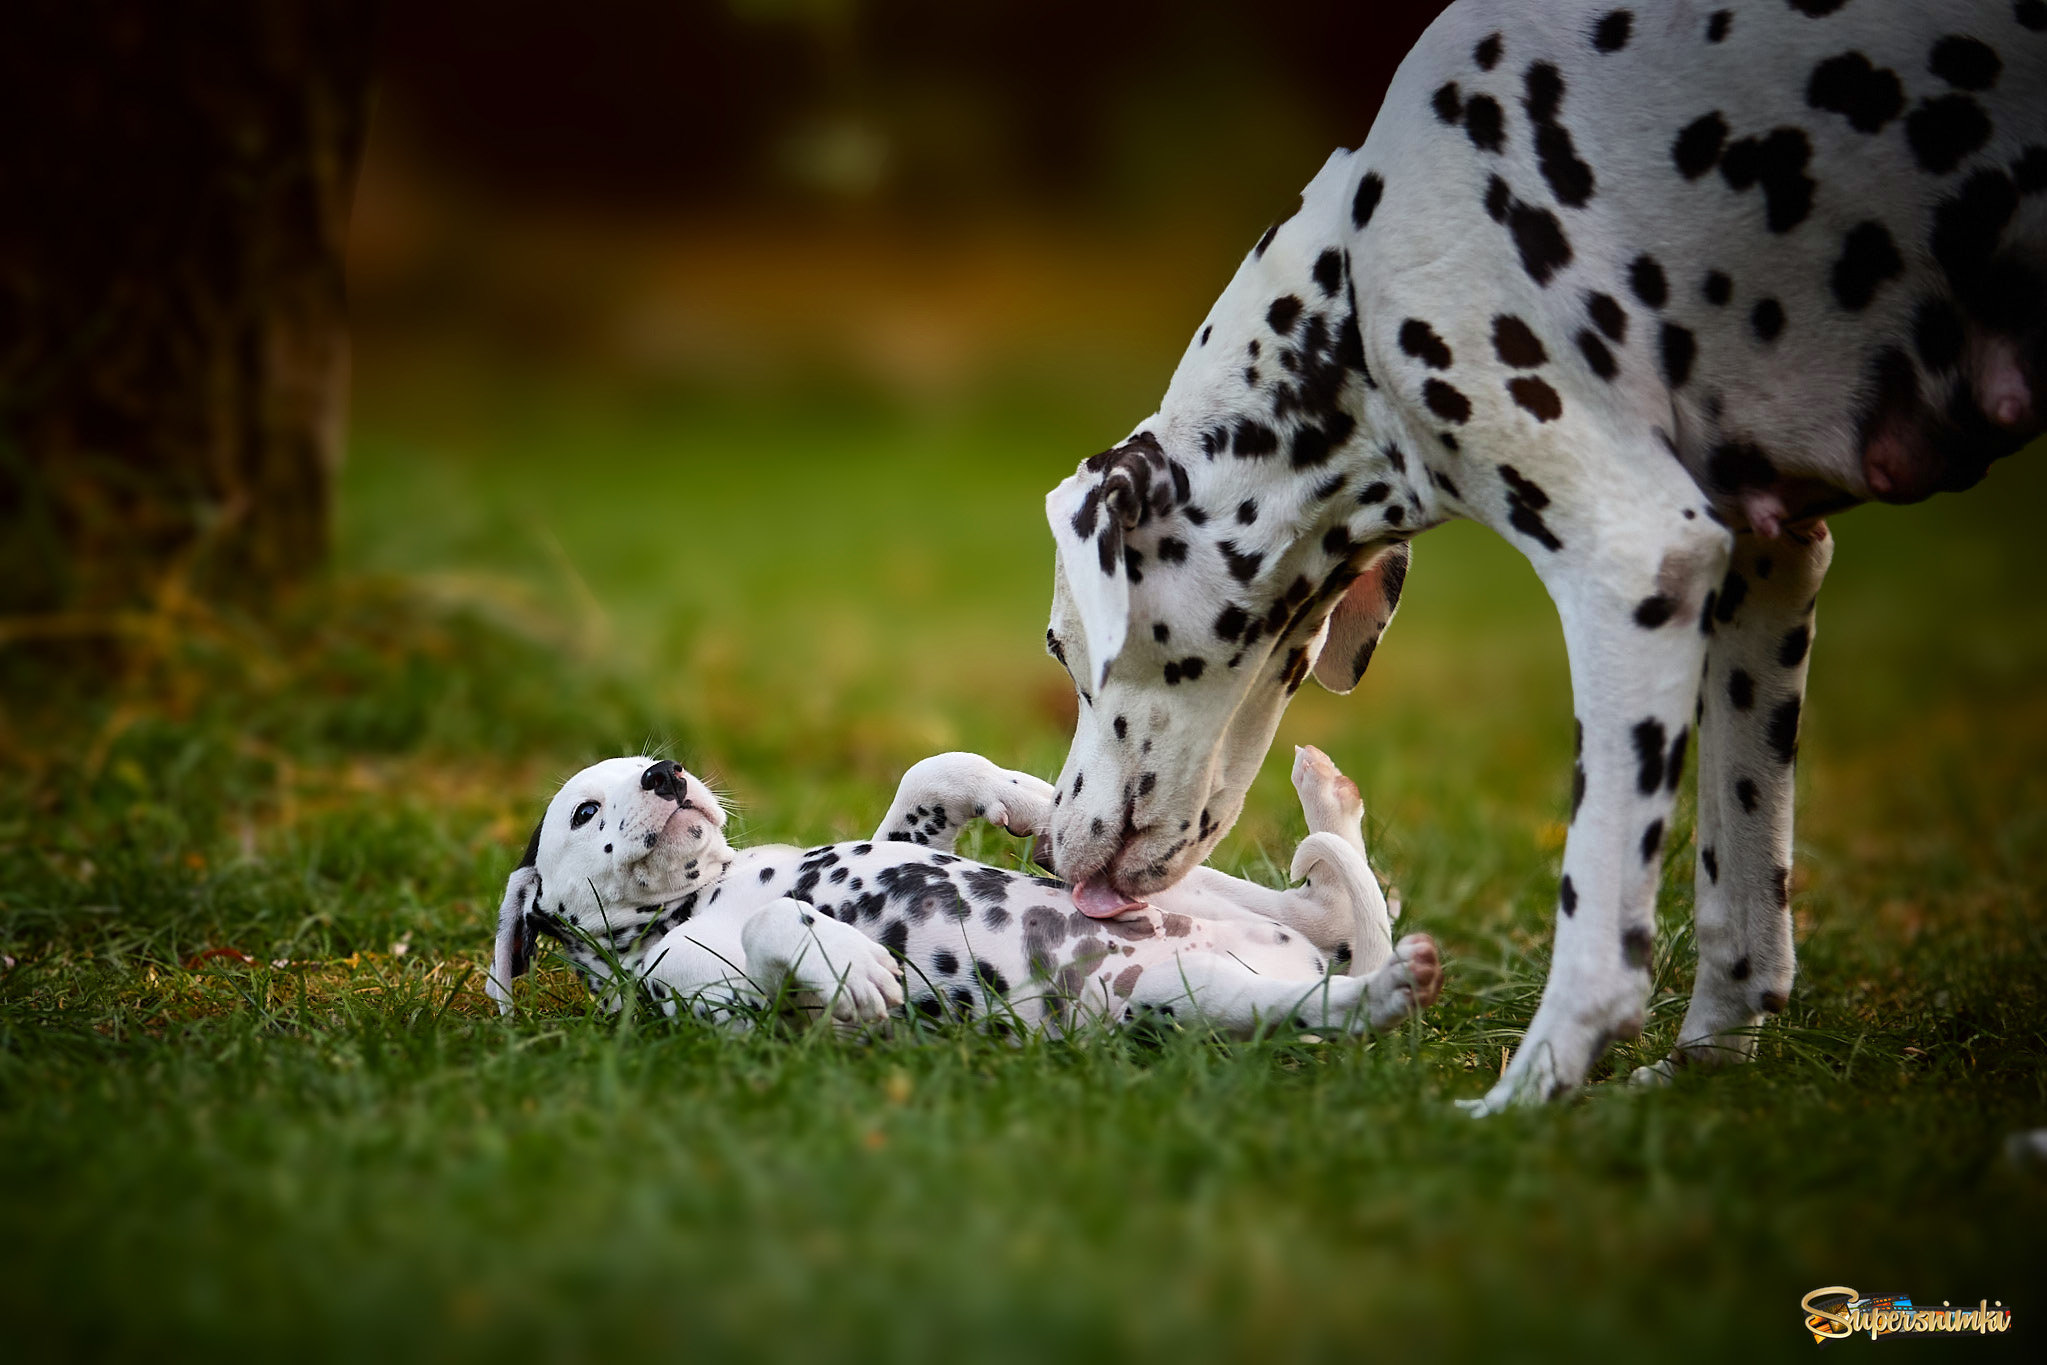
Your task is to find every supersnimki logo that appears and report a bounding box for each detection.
[1801,1288,2013,1342]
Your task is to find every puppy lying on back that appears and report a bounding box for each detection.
[488,747,1440,1036]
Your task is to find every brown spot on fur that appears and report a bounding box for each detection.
[1102,916,1159,942]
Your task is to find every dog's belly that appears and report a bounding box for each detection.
[708,841,1329,1028]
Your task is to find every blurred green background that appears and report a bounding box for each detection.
[3,1,2044,1358]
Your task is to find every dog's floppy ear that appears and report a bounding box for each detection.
[486,818,546,1015]
[1311,541,1411,694]
[1045,433,1177,690]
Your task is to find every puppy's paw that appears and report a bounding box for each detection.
[803,918,905,1024]
[834,935,906,1024]
[986,771,1058,839]
[1291,745,1364,840]
[1366,932,1442,1032]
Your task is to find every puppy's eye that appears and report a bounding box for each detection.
[571,800,600,830]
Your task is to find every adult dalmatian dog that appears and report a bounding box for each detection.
[1038,0,2045,1112]
[486,748,1443,1037]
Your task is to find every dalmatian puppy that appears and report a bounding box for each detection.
[485,747,1443,1037]
[1038,0,2044,1111]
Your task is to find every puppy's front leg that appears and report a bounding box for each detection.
[875,752,1057,852]
[741,898,905,1025]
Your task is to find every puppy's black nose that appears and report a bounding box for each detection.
[640,760,684,801]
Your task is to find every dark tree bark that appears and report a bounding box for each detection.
[0,1,379,618]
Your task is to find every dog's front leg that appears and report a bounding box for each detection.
[1464,479,1731,1115]
[740,898,905,1025]
[1635,524,1833,1081]
[875,752,1057,853]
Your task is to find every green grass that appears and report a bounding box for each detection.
[2,353,2044,1361]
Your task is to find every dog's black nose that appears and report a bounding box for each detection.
[641,760,684,801]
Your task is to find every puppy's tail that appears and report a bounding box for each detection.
[1289,831,1394,978]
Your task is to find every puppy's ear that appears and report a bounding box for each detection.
[486,818,546,1015]
[1045,434,1175,690]
[1311,542,1411,694]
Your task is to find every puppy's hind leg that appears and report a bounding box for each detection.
[1291,744,1369,864]
[1141,747,1391,967]
[1287,832,1396,978]
[1123,937,1443,1037]
[1236,746,1392,971]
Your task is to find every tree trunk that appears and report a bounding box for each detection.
[0,1,379,618]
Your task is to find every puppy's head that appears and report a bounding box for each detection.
[487,756,731,1012]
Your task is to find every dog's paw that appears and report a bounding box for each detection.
[1629,1058,1677,1087]
[1366,932,1441,1032]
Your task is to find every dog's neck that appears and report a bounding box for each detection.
[1139,149,1433,547]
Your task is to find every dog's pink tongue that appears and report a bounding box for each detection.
[1073,879,1144,920]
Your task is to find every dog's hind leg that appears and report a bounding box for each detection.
[874,752,1058,852]
[1635,524,1833,1082]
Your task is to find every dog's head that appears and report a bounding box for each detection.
[486,756,731,1012]
[1037,149,1408,906]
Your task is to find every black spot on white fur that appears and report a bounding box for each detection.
[1399,318,1453,368]
[1929,35,2000,91]
[1499,464,1563,551]
[1721,128,1817,233]
[1351,173,1383,228]
[1750,297,1786,342]
[1508,375,1562,421]
[1807,52,1903,134]
[1907,94,1992,174]
[1831,221,1903,310]
[1492,314,1547,366]
[1485,175,1574,285]
[1524,62,1596,207]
